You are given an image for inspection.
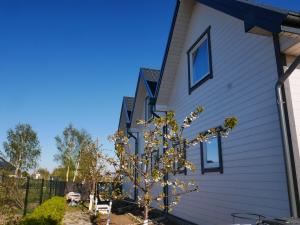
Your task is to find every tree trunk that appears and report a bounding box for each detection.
[73,160,80,182]
[143,205,149,225]
[66,165,70,182]
[14,166,19,177]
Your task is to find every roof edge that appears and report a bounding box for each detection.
[154,0,180,102]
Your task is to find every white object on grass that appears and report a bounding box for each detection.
[66,192,81,202]
[95,198,112,225]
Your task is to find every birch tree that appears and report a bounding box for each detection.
[2,124,41,177]
[54,124,80,182]
[72,130,92,182]
[109,107,237,224]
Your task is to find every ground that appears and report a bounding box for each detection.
[63,204,137,225]
[62,200,180,225]
[63,210,92,225]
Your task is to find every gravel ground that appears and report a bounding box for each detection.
[63,210,93,225]
[63,206,136,225]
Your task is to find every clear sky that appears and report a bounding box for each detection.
[0,0,299,172]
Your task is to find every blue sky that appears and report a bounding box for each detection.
[0,0,299,172]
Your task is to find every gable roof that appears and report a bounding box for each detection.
[195,0,300,33]
[140,68,160,97]
[118,96,135,132]
[124,96,134,112]
[129,68,160,128]
[155,0,300,102]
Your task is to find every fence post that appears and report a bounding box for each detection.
[49,179,52,198]
[39,179,44,204]
[23,176,30,216]
[54,180,57,196]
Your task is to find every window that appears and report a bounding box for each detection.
[187,26,213,94]
[200,131,223,174]
[145,97,154,121]
[173,141,187,175]
[141,153,148,174]
[150,150,159,173]
[127,110,132,121]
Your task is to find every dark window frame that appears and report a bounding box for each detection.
[150,149,159,173]
[144,96,154,122]
[187,26,213,95]
[200,129,223,174]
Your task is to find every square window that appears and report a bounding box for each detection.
[200,132,223,174]
[187,26,213,94]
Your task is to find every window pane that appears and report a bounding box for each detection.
[145,97,153,121]
[204,137,219,168]
[192,38,209,84]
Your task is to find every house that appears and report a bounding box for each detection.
[118,96,135,199]
[118,0,300,224]
[0,156,15,175]
[118,68,160,201]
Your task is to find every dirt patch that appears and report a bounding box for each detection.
[95,213,136,225]
[111,200,180,225]
[63,208,92,225]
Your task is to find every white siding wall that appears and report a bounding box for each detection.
[286,67,300,201]
[121,136,135,200]
[164,3,290,224]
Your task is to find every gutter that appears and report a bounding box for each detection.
[162,123,169,214]
[274,33,300,218]
[147,108,169,214]
[283,13,300,30]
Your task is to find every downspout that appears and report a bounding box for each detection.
[274,33,300,218]
[162,122,169,214]
[127,129,139,202]
[151,108,169,214]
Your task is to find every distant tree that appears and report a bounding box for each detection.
[51,167,70,181]
[2,124,41,177]
[54,124,80,182]
[36,168,50,180]
[54,125,93,182]
[72,130,92,182]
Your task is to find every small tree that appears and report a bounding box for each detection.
[110,107,237,224]
[78,139,119,211]
[2,124,41,177]
[79,139,106,193]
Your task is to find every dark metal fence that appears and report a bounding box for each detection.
[22,177,67,215]
[0,174,88,217]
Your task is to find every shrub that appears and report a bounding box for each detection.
[20,197,66,225]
